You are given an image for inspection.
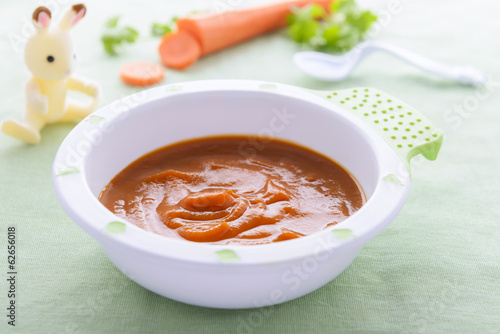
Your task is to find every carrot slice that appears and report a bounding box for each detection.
[119,62,165,86]
[158,31,202,70]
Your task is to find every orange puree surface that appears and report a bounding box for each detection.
[99,136,365,245]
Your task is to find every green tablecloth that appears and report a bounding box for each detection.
[1,0,499,333]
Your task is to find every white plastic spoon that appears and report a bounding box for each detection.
[293,40,486,86]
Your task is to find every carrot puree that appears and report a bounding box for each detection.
[99,136,365,245]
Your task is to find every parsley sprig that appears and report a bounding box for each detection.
[101,16,139,55]
[151,17,178,37]
[286,0,377,52]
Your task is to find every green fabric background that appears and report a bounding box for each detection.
[1,0,499,333]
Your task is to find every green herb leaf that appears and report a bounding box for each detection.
[309,4,328,19]
[122,26,139,42]
[151,17,178,37]
[151,23,172,37]
[105,16,120,28]
[287,0,377,53]
[288,19,321,43]
[101,17,140,56]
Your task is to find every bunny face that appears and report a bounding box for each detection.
[25,5,86,80]
[25,30,76,80]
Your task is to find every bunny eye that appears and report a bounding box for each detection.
[47,55,55,63]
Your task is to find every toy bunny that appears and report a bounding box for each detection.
[1,4,100,144]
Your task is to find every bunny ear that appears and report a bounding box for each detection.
[58,4,86,31]
[32,6,52,32]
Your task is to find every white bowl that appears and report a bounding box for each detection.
[53,80,410,309]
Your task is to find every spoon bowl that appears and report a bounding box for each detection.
[294,40,486,86]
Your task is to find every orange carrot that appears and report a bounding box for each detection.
[178,0,331,55]
[158,31,202,70]
[120,62,165,86]
[159,0,331,70]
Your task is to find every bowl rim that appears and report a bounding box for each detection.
[52,79,410,265]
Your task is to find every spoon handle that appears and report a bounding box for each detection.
[358,40,485,86]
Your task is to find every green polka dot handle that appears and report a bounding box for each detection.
[315,87,443,172]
